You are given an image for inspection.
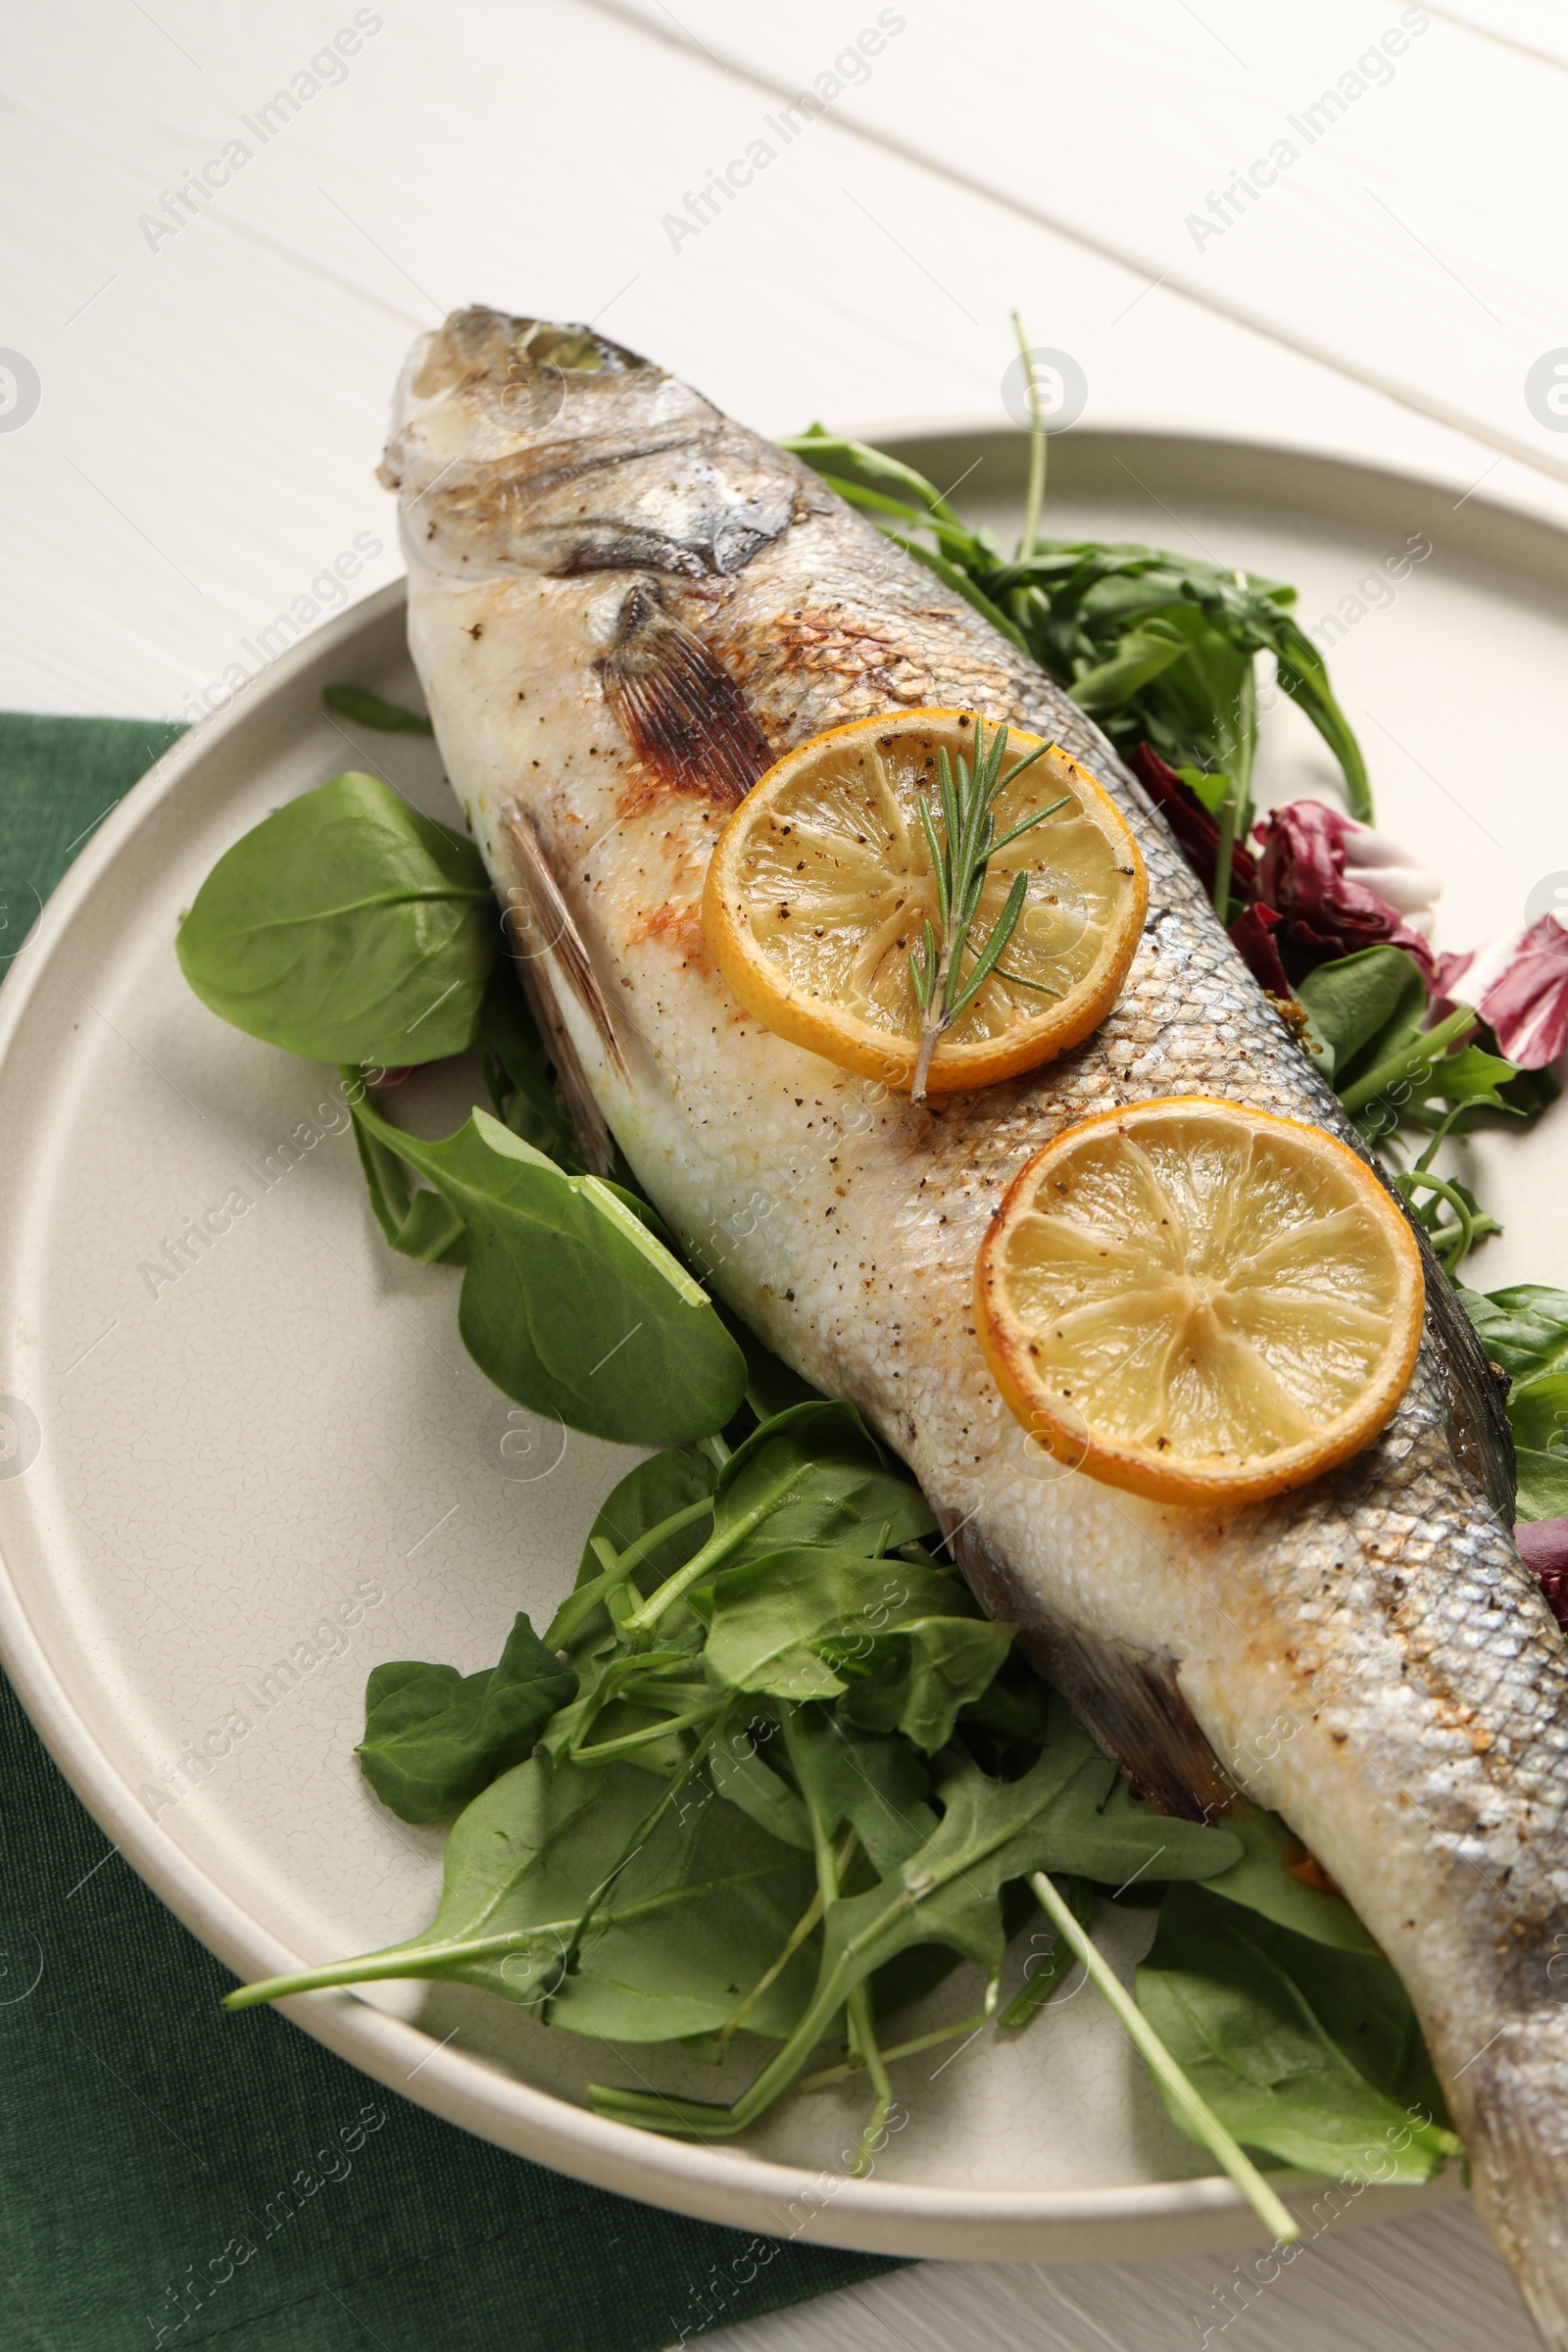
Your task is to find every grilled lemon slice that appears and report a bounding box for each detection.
[976,1098,1424,1505]
[702,709,1147,1095]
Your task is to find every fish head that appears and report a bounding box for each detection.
[380,305,705,473]
[379,303,800,588]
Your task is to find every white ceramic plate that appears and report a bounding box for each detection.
[1,428,1563,2264]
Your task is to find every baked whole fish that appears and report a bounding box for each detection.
[379,307,1568,2340]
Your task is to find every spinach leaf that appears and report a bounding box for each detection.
[1137,1884,1456,2183]
[357,1613,577,1823]
[1515,1449,1568,1523]
[626,1401,937,1634]
[552,1780,819,2043]
[227,1748,818,2042]
[716,1302,826,1422]
[836,1614,1018,1753]
[228,1752,655,2008]
[709,1736,814,1850]
[536,1641,713,1772]
[347,1098,747,1446]
[694,1545,1004,1750]
[548,1446,718,1652]
[1458,1284,1568,1518]
[1200,1801,1380,1953]
[477,966,586,1170]
[1505,1371,1568,1456]
[1297,945,1426,1087]
[177,772,496,1064]
[1458,1284,1568,1385]
[1026,1750,1243,1886]
[781,1706,938,1874]
[322,684,435,734]
[349,1109,469,1267]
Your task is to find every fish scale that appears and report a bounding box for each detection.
[380,305,1568,2344]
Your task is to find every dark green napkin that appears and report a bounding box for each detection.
[0,715,899,2351]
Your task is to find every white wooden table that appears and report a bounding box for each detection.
[4,3,1564,2342]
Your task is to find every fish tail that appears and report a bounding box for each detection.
[1463,2018,1568,2345]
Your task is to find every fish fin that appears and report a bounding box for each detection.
[952,1521,1234,1821]
[597,584,772,806]
[1029,1629,1237,1823]
[497,804,624,1176]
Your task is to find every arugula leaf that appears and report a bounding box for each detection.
[1138,1885,1456,2183]
[784,428,1369,819]
[1399,1043,1521,1121]
[322,684,435,734]
[588,1740,1096,2137]
[1294,946,1531,1274]
[1000,1874,1094,2027]
[1069,618,1191,712]
[357,1613,577,1823]
[177,772,495,1064]
[711,1403,937,1565]
[589,1704,1237,2146]
[1298,946,1521,1136]
[344,1099,746,1446]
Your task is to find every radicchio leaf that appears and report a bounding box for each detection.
[1438,915,1568,1070]
[1515,1517,1568,1631]
[1252,800,1438,981]
[1228,902,1292,997]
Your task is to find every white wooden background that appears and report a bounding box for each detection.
[4,3,1566,2344]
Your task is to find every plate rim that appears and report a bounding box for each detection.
[4,421,1531,2258]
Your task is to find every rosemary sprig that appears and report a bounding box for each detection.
[906,717,1070,1101]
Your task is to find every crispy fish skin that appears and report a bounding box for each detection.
[382,308,1568,2339]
